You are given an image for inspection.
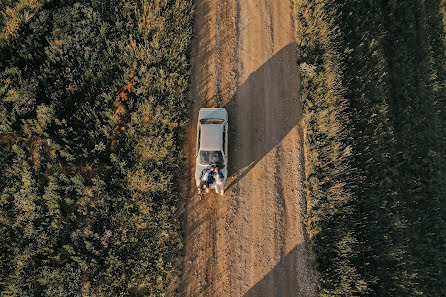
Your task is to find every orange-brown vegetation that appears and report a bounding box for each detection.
[113,80,134,120]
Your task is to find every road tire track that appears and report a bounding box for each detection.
[181,0,317,296]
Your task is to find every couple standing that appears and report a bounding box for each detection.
[198,165,224,194]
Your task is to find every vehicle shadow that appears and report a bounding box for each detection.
[224,42,302,190]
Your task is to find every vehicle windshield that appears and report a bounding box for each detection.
[199,150,223,165]
[200,119,224,125]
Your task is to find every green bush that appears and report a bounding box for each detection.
[294,0,446,296]
[0,1,192,296]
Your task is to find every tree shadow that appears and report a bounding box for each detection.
[242,243,317,297]
[224,42,301,190]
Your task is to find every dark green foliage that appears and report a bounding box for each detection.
[294,0,446,296]
[294,2,366,295]
[0,0,193,296]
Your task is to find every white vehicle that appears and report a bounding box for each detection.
[195,108,228,195]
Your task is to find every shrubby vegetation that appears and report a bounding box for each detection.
[0,0,192,295]
[294,0,446,296]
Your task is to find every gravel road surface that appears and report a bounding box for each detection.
[180,0,317,296]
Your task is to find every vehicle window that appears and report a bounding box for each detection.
[222,125,226,154]
[199,150,223,165]
[197,127,201,153]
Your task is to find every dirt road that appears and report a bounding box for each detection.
[180,0,317,296]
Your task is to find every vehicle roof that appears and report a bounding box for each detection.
[200,124,223,151]
[199,108,228,121]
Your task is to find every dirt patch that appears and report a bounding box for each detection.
[180,0,317,296]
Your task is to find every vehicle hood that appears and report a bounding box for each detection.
[195,164,227,183]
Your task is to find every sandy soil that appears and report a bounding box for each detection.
[180,0,317,296]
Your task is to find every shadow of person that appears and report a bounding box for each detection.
[224,42,301,189]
